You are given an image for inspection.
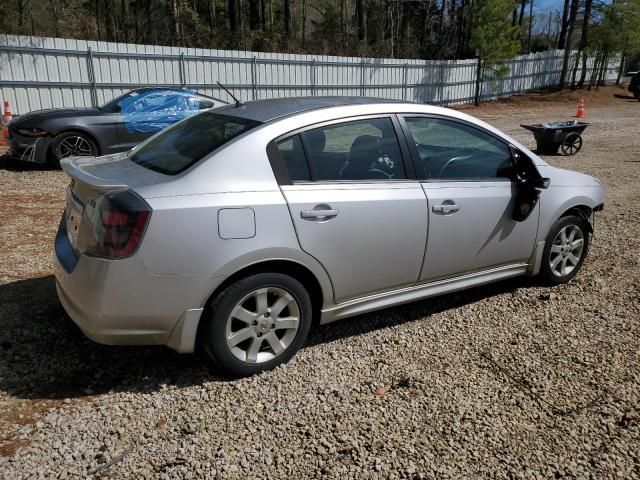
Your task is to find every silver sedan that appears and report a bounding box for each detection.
[54,97,605,376]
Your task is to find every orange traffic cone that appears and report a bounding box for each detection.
[576,97,585,119]
[0,100,11,146]
[2,100,12,124]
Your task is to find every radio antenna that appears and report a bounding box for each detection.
[217,81,242,108]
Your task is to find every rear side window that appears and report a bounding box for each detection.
[130,112,260,175]
[276,117,406,182]
[276,135,311,181]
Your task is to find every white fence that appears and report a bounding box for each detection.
[0,34,620,115]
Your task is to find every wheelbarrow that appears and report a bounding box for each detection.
[520,121,589,155]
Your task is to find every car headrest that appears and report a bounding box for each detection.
[349,135,380,165]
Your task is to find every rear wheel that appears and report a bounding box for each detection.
[560,133,582,156]
[539,215,590,285]
[49,131,98,167]
[202,273,312,377]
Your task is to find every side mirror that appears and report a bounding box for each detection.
[533,177,551,189]
[508,147,549,222]
[509,146,548,188]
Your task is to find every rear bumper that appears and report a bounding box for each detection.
[54,217,217,352]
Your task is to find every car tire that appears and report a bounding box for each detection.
[201,273,312,377]
[49,131,99,168]
[539,215,590,285]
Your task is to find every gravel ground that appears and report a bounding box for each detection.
[0,87,639,478]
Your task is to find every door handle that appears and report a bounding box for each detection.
[301,208,339,221]
[432,203,460,214]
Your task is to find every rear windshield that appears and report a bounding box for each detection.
[129,112,260,175]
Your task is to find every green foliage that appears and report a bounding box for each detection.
[470,0,520,78]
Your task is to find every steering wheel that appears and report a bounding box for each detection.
[368,168,393,179]
[437,155,472,178]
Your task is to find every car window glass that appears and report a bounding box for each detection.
[197,99,215,109]
[130,112,260,175]
[299,118,406,181]
[276,135,311,181]
[405,117,512,180]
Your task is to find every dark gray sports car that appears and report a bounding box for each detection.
[5,88,227,166]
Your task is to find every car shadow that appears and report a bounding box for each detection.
[0,155,58,172]
[0,274,534,400]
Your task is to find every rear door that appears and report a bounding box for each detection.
[400,115,540,282]
[272,116,429,303]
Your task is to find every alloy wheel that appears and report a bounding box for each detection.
[59,136,94,158]
[549,224,585,277]
[225,287,300,364]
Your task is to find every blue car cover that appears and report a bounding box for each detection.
[120,89,201,134]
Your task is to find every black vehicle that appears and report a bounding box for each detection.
[5,88,227,166]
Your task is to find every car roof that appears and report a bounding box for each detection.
[130,87,225,103]
[214,96,407,123]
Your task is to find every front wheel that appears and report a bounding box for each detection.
[49,131,99,167]
[539,215,590,285]
[201,273,312,377]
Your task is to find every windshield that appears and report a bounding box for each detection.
[129,112,260,175]
[100,91,142,112]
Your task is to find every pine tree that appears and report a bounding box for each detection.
[470,0,520,105]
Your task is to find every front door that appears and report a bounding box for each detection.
[276,117,429,303]
[401,116,539,282]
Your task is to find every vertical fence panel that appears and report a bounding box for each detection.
[0,35,622,114]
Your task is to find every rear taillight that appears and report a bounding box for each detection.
[82,189,151,259]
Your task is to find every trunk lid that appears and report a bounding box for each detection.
[60,153,166,203]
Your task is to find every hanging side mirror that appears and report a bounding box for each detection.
[508,146,549,222]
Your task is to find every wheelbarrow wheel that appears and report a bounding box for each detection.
[560,132,582,156]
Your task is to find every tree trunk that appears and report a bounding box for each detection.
[616,53,626,85]
[587,49,601,90]
[121,0,127,42]
[95,0,101,40]
[17,0,26,31]
[518,0,526,27]
[284,0,292,38]
[570,50,581,88]
[227,0,242,41]
[48,0,59,37]
[527,0,533,54]
[474,58,483,106]
[208,0,216,30]
[559,0,578,88]
[302,0,307,47]
[356,0,367,43]
[400,0,412,57]
[576,0,593,88]
[171,0,181,45]
[249,0,260,30]
[598,51,609,88]
[557,0,570,49]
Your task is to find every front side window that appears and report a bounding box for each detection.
[405,117,513,180]
[277,117,406,182]
[130,112,260,175]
